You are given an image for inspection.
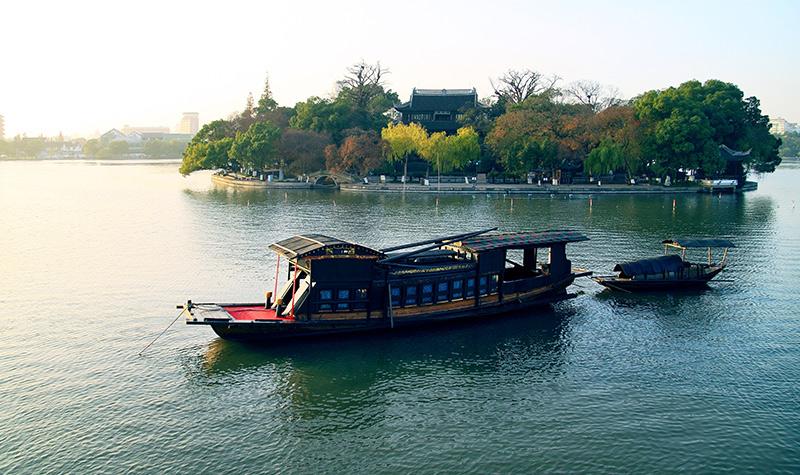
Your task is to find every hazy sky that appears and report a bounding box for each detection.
[2,0,798,138]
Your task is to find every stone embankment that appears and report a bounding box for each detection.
[339,182,701,195]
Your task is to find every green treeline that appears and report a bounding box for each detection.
[179,63,782,180]
[779,132,800,157]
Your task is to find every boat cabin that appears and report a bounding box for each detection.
[266,229,589,322]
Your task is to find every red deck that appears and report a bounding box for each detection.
[222,306,294,322]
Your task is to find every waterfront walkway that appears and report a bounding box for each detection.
[340,182,701,195]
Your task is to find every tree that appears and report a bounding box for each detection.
[278,128,331,174]
[179,137,232,175]
[232,92,257,132]
[291,61,397,141]
[290,97,355,141]
[255,75,278,118]
[588,105,643,178]
[779,132,800,158]
[179,120,237,175]
[82,139,101,157]
[419,131,448,178]
[486,94,592,177]
[107,140,129,157]
[381,122,428,179]
[584,140,627,177]
[336,60,389,110]
[491,69,560,106]
[635,81,720,177]
[448,127,481,171]
[740,96,781,172]
[418,127,481,175]
[565,80,622,112]
[326,130,386,175]
[633,80,781,177]
[229,121,281,172]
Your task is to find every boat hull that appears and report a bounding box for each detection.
[189,287,573,344]
[592,267,724,292]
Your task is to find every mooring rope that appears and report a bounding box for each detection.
[138,307,186,356]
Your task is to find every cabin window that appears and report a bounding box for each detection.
[390,286,401,307]
[479,276,488,295]
[319,289,333,312]
[436,282,449,302]
[421,283,434,304]
[452,279,463,299]
[490,274,499,293]
[336,289,350,311]
[354,288,368,310]
[465,278,475,297]
[405,285,418,306]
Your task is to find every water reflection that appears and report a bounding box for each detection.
[185,308,572,419]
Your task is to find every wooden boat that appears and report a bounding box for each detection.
[182,228,591,342]
[592,238,735,292]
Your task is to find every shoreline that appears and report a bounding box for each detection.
[212,174,759,195]
[340,182,705,195]
[211,173,327,189]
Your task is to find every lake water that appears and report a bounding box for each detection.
[1,160,799,473]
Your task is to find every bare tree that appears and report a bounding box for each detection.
[565,80,622,112]
[491,69,560,104]
[337,60,389,110]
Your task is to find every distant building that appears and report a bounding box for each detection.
[177,112,199,135]
[121,125,170,135]
[140,132,193,142]
[100,128,192,145]
[393,88,480,134]
[769,117,800,135]
[0,114,5,140]
[100,128,133,143]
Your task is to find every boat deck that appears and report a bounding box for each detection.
[223,305,294,322]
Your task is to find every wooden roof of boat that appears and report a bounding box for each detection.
[614,255,684,277]
[269,234,384,259]
[453,230,589,252]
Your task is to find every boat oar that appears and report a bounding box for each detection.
[138,307,186,356]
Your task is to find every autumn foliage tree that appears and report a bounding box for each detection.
[278,128,331,175]
[486,93,592,177]
[325,130,386,175]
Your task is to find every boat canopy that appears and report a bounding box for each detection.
[455,230,589,253]
[662,238,736,248]
[613,255,684,277]
[269,234,384,259]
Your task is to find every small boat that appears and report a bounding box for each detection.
[182,228,591,343]
[592,238,734,292]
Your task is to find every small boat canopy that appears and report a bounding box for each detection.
[455,230,589,252]
[613,255,684,278]
[269,234,384,259]
[662,238,736,248]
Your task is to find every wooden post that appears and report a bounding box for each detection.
[272,254,281,308]
[290,262,299,319]
[387,283,395,329]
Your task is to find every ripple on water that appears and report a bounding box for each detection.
[0,163,799,473]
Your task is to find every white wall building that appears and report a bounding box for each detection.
[769,117,800,135]
[177,112,199,135]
